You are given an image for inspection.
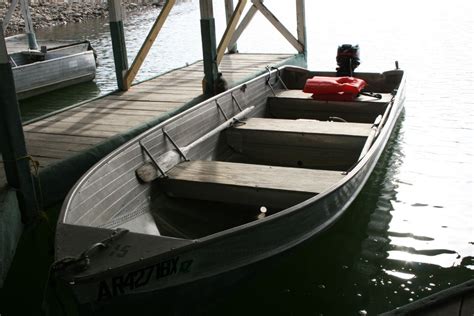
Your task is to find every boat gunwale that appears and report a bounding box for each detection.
[11,49,95,71]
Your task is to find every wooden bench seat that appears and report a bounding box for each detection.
[267,89,391,123]
[159,160,345,209]
[226,118,372,170]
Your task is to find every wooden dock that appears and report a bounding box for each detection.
[0,53,297,201]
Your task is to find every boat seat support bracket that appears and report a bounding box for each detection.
[216,100,229,120]
[162,129,189,161]
[265,66,288,96]
[139,140,168,178]
[231,93,243,111]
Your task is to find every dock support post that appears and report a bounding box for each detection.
[0,24,39,224]
[108,0,129,91]
[225,0,238,53]
[296,0,307,59]
[200,0,218,95]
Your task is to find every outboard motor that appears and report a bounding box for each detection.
[336,44,360,77]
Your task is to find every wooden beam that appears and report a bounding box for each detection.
[228,4,258,51]
[216,0,247,66]
[251,0,304,53]
[296,0,307,56]
[224,0,238,53]
[123,0,176,90]
[2,0,19,30]
[19,0,38,50]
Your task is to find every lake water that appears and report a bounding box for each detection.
[12,0,474,314]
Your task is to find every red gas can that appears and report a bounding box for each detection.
[303,76,367,101]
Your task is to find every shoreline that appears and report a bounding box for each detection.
[0,1,164,36]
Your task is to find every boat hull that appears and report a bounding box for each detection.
[54,66,406,309]
[10,42,96,100]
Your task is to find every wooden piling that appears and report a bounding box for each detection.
[225,0,238,53]
[108,0,129,91]
[199,0,218,95]
[0,24,39,223]
[296,0,307,58]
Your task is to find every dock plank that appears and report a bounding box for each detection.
[108,91,199,103]
[24,122,128,138]
[26,139,93,153]
[25,146,83,160]
[127,86,203,93]
[136,80,202,88]
[27,118,137,130]
[25,133,106,146]
[83,100,181,112]
[38,111,159,126]
[66,107,170,117]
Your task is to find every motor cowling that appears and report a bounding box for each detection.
[336,44,360,76]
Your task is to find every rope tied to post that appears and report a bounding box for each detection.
[1,154,45,217]
[1,154,40,171]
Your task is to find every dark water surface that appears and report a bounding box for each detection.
[7,0,474,315]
